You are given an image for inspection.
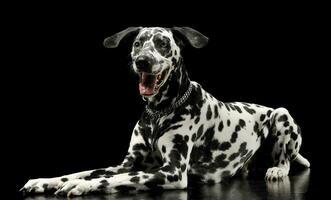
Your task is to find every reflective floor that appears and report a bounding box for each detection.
[21,169,314,200]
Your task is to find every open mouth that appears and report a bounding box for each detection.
[138,69,170,96]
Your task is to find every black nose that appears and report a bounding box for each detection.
[135,56,152,72]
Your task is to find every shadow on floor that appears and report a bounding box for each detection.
[22,169,311,200]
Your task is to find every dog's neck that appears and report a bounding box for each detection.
[145,57,190,111]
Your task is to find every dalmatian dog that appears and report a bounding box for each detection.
[21,27,310,197]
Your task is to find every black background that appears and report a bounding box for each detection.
[6,1,327,199]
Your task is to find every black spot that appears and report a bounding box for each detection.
[191,133,197,142]
[295,142,298,149]
[284,121,290,127]
[221,170,231,177]
[162,145,166,153]
[227,120,231,126]
[207,163,217,173]
[219,142,231,151]
[278,114,288,122]
[281,160,285,165]
[210,139,220,150]
[61,177,68,182]
[291,132,298,140]
[169,150,182,168]
[134,130,139,136]
[214,105,219,118]
[279,143,283,148]
[144,172,166,189]
[238,142,248,156]
[285,130,289,135]
[239,119,246,127]
[218,121,224,132]
[277,131,281,136]
[181,163,187,171]
[202,149,213,162]
[215,153,229,167]
[167,175,175,182]
[117,168,130,174]
[174,175,179,181]
[230,132,238,143]
[267,110,272,117]
[189,125,192,130]
[142,175,149,179]
[206,105,212,120]
[229,152,239,161]
[243,106,256,114]
[103,172,114,179]
[203,125,215,143]
[233,162,239,168]
[184,135,189,142]
[114,185,136,192]
[192,163,207,174]
[260,114,266,121]
[161,165,176,173]
[224,103,230,111]
[235,125,241,132]
[178,171,182,180]
[97,179,110,190]
[84,169,106,180]
[194,116,200,124]
[228,103,235,111]
[190,146,204,163]
[197,124,204,138]
[254,122,259,133]
[173,134,189,158]
[42,184,48,190]
[130,176,140,183]
[234,105,242,113]
[128,171,139,176]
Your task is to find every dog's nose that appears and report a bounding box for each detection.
[135,56,152,72]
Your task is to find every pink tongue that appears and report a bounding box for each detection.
[139,83,155,95]
[139,73,157,96]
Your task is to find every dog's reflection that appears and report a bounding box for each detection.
[266,168,310,200]
[24,169,310,200]
[24,190,187,200]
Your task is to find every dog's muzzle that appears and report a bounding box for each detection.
[134,56,171,97]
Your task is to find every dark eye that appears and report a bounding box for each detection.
[161,41,167,48]
[134,41,141,47]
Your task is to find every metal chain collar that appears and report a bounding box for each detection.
[145,83,193,119]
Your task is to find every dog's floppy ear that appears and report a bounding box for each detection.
[103,27,142,48]
[171,27,209,48]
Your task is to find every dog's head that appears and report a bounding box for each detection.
[104,27,208,97]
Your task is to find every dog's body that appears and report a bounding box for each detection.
[21,27,310,196]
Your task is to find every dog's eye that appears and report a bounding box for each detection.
[134,41,141,47]
[161,41,167,48]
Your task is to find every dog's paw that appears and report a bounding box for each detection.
[20,177,62,195]
[55,179,94,197]
[265,167,289,181]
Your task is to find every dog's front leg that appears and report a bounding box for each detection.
[55,131,193,196]
[21,122,149,195]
